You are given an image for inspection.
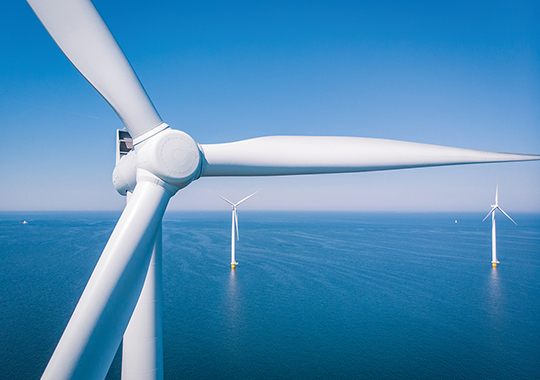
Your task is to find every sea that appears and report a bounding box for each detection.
[1,211,539,380]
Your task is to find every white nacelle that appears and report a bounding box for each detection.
[112,149,137,195]
[113,129,202,196]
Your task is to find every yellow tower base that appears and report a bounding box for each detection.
[492,261,499,268]
[231,262,238,269]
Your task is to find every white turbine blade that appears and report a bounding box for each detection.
[482,207,496,222]
[41,181,171,380]
[207,189,235,206]
[495,183,499,205]
[122,225,163,379]
[234,209,240,240]
[497,207,517,225]
[235,190,260,207]
[200,136,540,176]
[27,0,162,140]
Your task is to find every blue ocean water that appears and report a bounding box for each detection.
[1,211,539,379]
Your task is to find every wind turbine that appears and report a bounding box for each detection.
[24,0,540,379]
[482,184,517,267]
[210,190,259,269]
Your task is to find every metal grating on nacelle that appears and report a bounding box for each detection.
[116,129,133,165]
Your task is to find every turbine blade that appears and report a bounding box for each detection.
[200,136,540,176]
[482,207,496,222]
[207,189,235,206]
[41,181,171,380]
[235,190,260,207]
[495,183,499,205]
[27,0,162,140]
[498,207,517,225]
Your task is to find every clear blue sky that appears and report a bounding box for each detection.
[1,0,539,212]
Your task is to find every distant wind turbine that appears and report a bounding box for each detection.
[210,190,259,269]
[482,185,517,267]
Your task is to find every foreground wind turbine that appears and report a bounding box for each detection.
[210,190,259,269]
[25,0,540,379]
[482,185,517,267]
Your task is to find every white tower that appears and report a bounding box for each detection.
[483,185,517,267]
[211,190,259,269]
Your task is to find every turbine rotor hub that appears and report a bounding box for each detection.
[113,128,203,195]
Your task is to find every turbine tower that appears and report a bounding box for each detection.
[24,0,540,379]
[482,184,517,267]
[211,190,259,269]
